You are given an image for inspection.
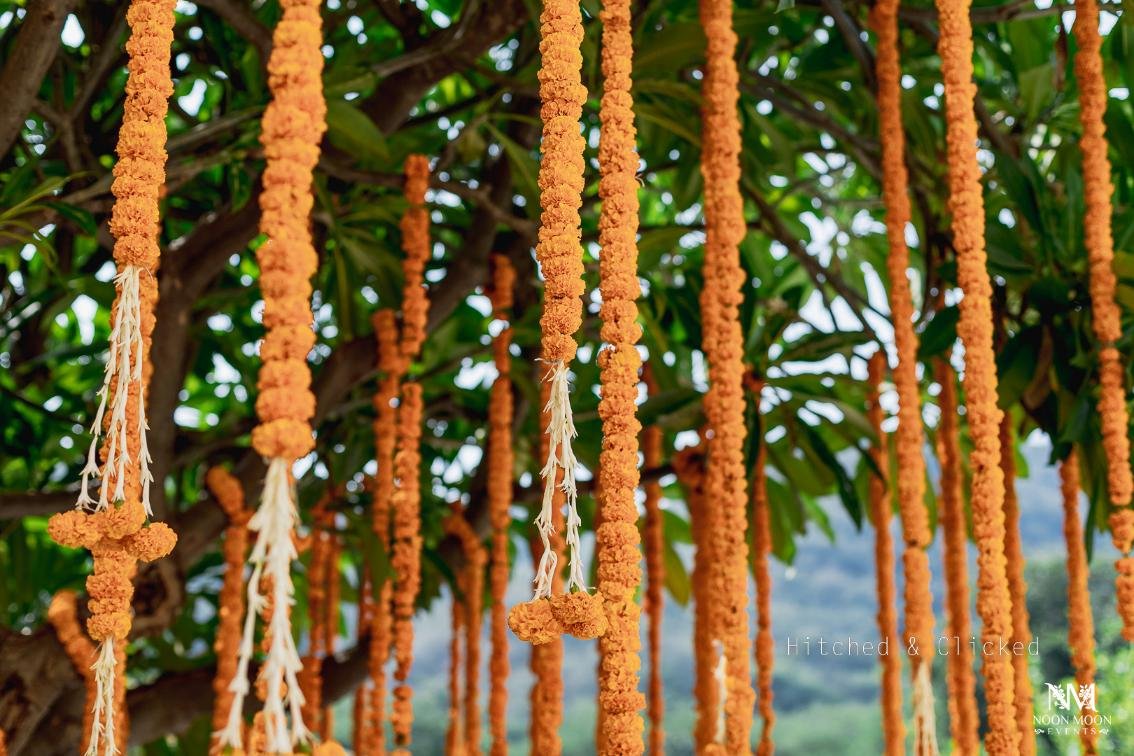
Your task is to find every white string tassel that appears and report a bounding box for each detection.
[216,457,309,751]
[76,266,154,515]
[532,361,582,598]
[911,659,939,756]
[85,638,119,756]
[712,640,727,746]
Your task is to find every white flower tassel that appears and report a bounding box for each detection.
[85,638,119,756]
[532,361,584,599]
[217,457,309,751]
[912,659,939,756]
[77,266,154,515]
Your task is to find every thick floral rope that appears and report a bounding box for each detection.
[593,0,645,748]
[487,254,515,755]
[698,0,756,749]
[999,418,1035,754]
[672,445,717,751]
[365,309,400,756]
[446,578,465,756]
[300,491,336,737]
[865,356,904,756]
[517,0,589,617]
[221,0,327,748]
[389,154,433,752]
[1059,451,1099,753]
[444,508,486,755]
[935,0,1019,749]
[1072,0,1134,641]
[76,0,175,517]
[528,380,567,753]
[933,356,980,753]
[642,368,665,755]
[390,382,425,751]
[868,2,939,750]
[204,467,251,753]
[353,556,372,751]
[748,378,775,756]
[49,4,178,752]
[48,590,99,753]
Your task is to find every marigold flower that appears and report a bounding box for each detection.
[935,0,1020,749]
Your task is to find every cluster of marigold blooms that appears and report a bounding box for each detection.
[696,0,757,751]
[641,369,665,756]
[487,255,515,756]
[864,355,905,756]
[867,1,941,751]
[528,383,567,753]
[745,377,775,756]
[506,0,606,645]
[46,2,179,753]
[442,506,486,755]
[935,0,1021,751]
[592,0,648,749]
[1072,0,1134,642]
[388,154,432,752]
[300,488,343,740]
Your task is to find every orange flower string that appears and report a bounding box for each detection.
[390,382,425,751]
[698,0,756,749]
[933,357,980,753]
[48,590,98,753]
[641,368,665,755]
[1060,451,1098,753]
[48,2,178,752]
[528,381,566,754]
[366,309,401,756]
[221,0,327,748]
[869,2,939,748]
[444,508,486,755]
[999,418,1035,754]
[447,581,466,756]
[673,445,717,751]
[866,356,904,756]
[749,379,775,756]
[389,154,434,753]
[594,0,645,748]
[300,493,335,739]
[1071,0,1134,641]
[353,560,372,752]
[487,255,515,755]
[508,0,594,640]
[935,0,1019,749]
[204,468,251,754]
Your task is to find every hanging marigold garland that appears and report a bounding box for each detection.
[672,444,717,751]
[353,555,372,751]
[204,467,251,754]
[999,418,1035,754]
[1059,450,1099,754]
[865,356,904,756]
[935,0,1020,749]
[748,378,775,756]
[46,2,179,753]
[487,254,515,756]
[528,381,567,754]
[508,0,604,644]
[594,0,646,748]
[48,590,98,753]
[1071,0,1134,641]
[446,577,466,756]
[641,368,665,755]
[219,0,327,748]
[933,356,980,754]
[869,2,939,749]
[365,308,402,756]
[301,489,340,740]
[444,507,487,755]
[698,0,756,749]
[389,153,433,751]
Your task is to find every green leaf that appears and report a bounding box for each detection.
[325,100,390,163]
